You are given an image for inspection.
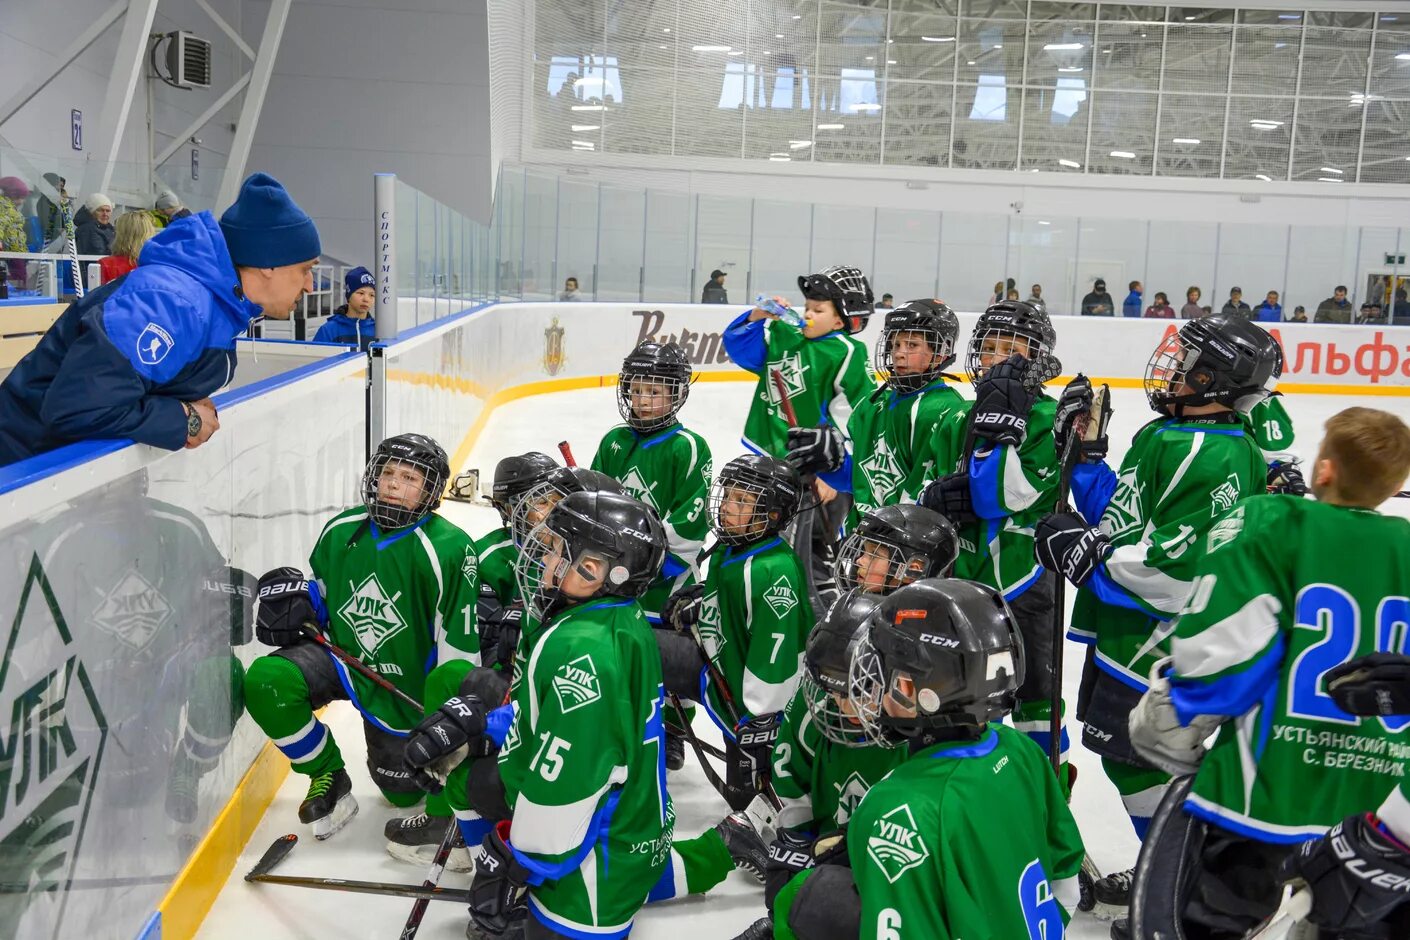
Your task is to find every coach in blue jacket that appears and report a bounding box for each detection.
[0,173,320,466]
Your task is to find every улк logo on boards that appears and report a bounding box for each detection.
[90,568,172,651]
[1,556,108,940]
[632,310,733,366]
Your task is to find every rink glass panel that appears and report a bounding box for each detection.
[0,354,367,940]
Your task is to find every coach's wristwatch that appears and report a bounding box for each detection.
[184,402,202,439]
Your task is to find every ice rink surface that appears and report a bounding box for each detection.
[196,378,1410,940]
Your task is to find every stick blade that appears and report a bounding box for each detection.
[246,834,299,880]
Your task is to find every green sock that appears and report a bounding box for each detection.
[671,827,736,895]
[244,654,344,777]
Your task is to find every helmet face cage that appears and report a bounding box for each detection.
[1144,319,1278,416]
[833,532,940,595]
[490,453,557,525]
[362,452,446,530]
[799,668,873,748]
[875,323,956,394]
[514,520,609,621]
[800,265,874,334]
[617,370,690,433]
[511,478,568,547]
[708,461,799,546]
[966,324,1060,388]
[845,633,904,748]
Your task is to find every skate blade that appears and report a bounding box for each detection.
[310,793,359,841]
[385,840,473,873]
[1088,898,1128,922]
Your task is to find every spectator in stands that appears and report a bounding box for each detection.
[876,293,894,310]
[1202,305,1213,316]
[1392,288,1410,326]
[1181,285,1203,319]
[989,280,1005,305]
[1123,280,1143,318]
[37,172,68,246]
[99,211,156,283]
[559,276,582,302]
[1219,286,1250,317]
[151,190,191,228]
[1253,290,1282,323]
[1081,277,1114,316]
[701,269,729,304]
[0,176,28,286]
[1006,287,1021,301]
[1144,291,1174,318]
[1026,283,1046,311]
[314,266,377,349]
[1359,302,1386,326]
[1289,305,1308,324]
[0,172,320,466]
[75,193,116,257]
[1315,285,1353,323]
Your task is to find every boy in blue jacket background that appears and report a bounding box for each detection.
[313,267,377,348]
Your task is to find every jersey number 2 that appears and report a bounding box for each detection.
[1288,585,1410,732]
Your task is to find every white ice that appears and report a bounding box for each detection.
[196,380,1409,940]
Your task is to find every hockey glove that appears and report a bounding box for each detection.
[1280,812,1410,934]
[1267,459,1309,496]
[727,713,780,795]
[1054,374,1113,462]
[971,354,1039,447]
[255,567,319,647]
[765,827,851,909]
[785,424,846,475]
[663,583,706,634]
[1128,658,1224,777]
[403,694,490,793]
[1327,653,1410,717]
[469,821,532,935]
[917,471,977,525]
[492,602,524,670]
[1034,513,1111,587]
[787,862,862,940]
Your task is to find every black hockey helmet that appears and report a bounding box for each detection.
[1144,314,1281,417]
[849,578,1024,747]
[798,264,875,335]
[363,433,451,530]
[965,300,1061,388]
[708,454,803,546]
[617,341,693,433]
[800,590,884,747]
[517,491,665,620]
[490,451,558,525]
[834,504,959,595]
[511,466,624,547]
[874,300,960,393]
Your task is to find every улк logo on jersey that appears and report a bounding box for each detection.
[1,556,108,940]
[763,576,799,617]
[339,573,406,656]
[834,771,870,825]
[867,803,930,883]
[552,654,601,713]
[620,467,661,511]
[90,567,172,651]
[696,593,725,658]
[860,439,905,501]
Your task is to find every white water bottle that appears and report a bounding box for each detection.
[754,294,806,328]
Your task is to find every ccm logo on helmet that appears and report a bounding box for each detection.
[919,633,961,648]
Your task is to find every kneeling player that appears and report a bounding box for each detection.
[244,434,480,839]
[768,578,1084,940]
[1119,406,1410,940]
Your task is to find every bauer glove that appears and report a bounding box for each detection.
[785,424,846,475]
[971,354,1039,447]
[917,470,977,525]
[1034,512,1111,587]
[1281,812,1410,934]
[403,694,491,793]
[469,821,533,934]
[255,567,319,647]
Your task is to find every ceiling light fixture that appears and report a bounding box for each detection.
[1038,220,1051,225]
[571,105,607,111]
[1397,53,1410,60]
[850,102,881,111]
[922,36,956,42]
[1044,42,1085,51]
[1109,150,1136,159]
[1320,167,1343,174]
[769,155,790,162]
[692,44,731,52]
[571,140,595,148]
[1318,177,1343,183]
[1058,66,1083,72]
[571,124,600,132]
[1172,137,1201,144]
[818,123,845,130]
[1058,158,1081,168]
[1255,174,1272,181]
[789,140,813,149]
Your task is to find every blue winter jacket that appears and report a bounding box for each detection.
[312,308,375,349]
[1253,302,1282,323]
[0,212,261,466]
[1122,290,1143,318]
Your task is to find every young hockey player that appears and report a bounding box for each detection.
[916,300,1071,782]
[784,300,965,526]
[402,490,672,939]
[831,503,959,596]
[766,578,1085,940]
[243,433,480,839]
[663,454,811,810]
[1117,406,1410,940]
[1033,313,1280,914]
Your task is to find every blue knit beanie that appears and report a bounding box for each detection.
[345,266,376,298]
[219,172,320,268]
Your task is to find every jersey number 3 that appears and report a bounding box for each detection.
[1289,585,1410,732]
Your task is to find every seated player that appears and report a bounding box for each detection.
[510,466,623,549]
[402,491,672,939]
[785,299,965,526]
[1035,314,1279,916]
[662,454,812,811]
[243,434,480,840]
[832,503,959,595]
[765,578,1084,940]
[1118,406,1410,940]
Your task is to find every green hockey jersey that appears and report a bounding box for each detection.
[1168,496,1410,842]
[309,508,481,730]
[846,725,1084,940]
[497,597,671,935]
[771,689,908,832]
[1246,395,1296,461]
[1069,415,1267,688]
[591,423,712,620]
[696,536,814,730]
[844,379,966,522]
[473,525,519,604]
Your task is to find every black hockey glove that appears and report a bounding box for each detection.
[917,471,977,525]
[971,354,1039,447]
[663,583,706,634]
[1053,374,1112,462]
[492,602,524,670]
[1327,653,1410,717]
[1280,812,1410,934]
[255,567,319,647]
[1267,459,1309,497]
[469,821,532,934]
[785,425,846,475]
[461,664,513,709]
[1034,513,1111,587]
[728,713,780,794]
[764,827,851,909]
[787,861,861,940]
[403,694,490,794]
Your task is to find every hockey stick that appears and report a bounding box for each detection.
[245,833,473,903]
[771,369,825,620]
[399,818,463,940]
[558,441,576,467]
[301,625,423,712]
[1243,886,1312,940]
[668,689,740,805]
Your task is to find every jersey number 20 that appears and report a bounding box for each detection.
[1289,584,1410,731]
